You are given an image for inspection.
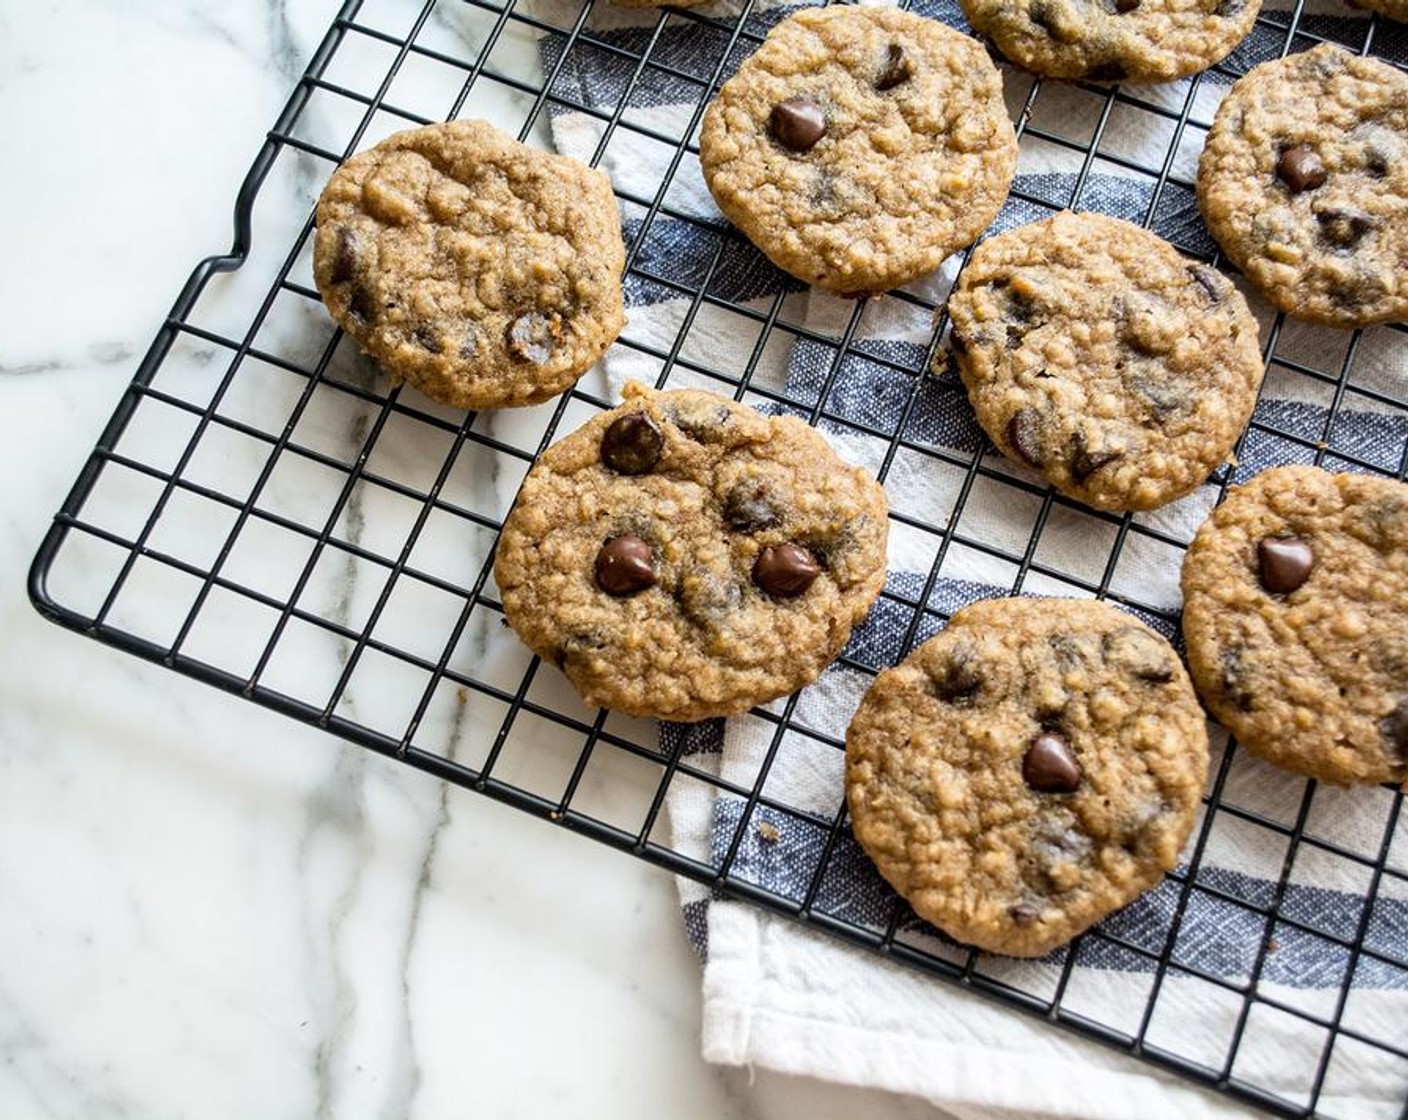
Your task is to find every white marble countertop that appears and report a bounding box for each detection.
[0,4,966,1116]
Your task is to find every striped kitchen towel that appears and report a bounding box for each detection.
[533,1,1408,1115]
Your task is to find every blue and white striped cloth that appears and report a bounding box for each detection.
[535,2,1408,1115]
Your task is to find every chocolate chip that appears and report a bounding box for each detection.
[1316,206,1376,249]
[348,283,377,325]
[1257,536,1314,594]
[669,403,732,443]
[1103,625,1174,683]
[1048,632,1096,670]
[1029,0,1059,34]
[1365,147,1390,178]
[459,326,480,360]
[1214,0,1245,14]
[932,645,982,703]
[949,327,969,356]
[1023,731,1082,794]
[505,312,562,364]
[1220,647,1255,712]
[601,411,664,475]
[1128,371,1187,421]
[1087,60,1129,83]
[723,482,781,532]
[1115,0,1140,10]
[329,226,358,285]
[413,325,442,354]
[1070,430,1121,482]
[595,535,656,596]
[1380,698,1408,760]
[1007,408,1044,467]
[677,569,742,629]
[1188,264,1227,304]
[1009,903,1042,926]
[556,631,605,667]
[1277,146,1327,194]
[770,98,826,153]
[752,543,821,597]
[1005,324,1027,350]
[875,43,913,91]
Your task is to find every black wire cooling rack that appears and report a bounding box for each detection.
[28,0,1408,1116]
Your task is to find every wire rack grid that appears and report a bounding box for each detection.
[27,0,1408,1116]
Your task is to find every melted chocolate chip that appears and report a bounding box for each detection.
[1129,372,1187,421]
[1316,206,1376,249]
[459,326,480,360]
[1007,408,1044,467]
[723,482,781,532]
[752,543,821,597]
[1277,146,1327,194]
[506,312,562,364]
[557,631,605,667]
[1029,0,1059,34]
[677,570,742,629]
[330,226,359,285]
[875,43,913,91]
[1103,626,1174,683]
[1257,536,1314,594]
[1380,698,1408,760]
[1188,264,1227,304]
[1023,731,1082,794]
[1087,60,1130,83]
[669,403,731,443]
[1220,646,1255,712]
[348,283,377,325]
[949,327,969,356]
[932,645,982,703]
[1009,903,1042,926]
[770,98,826,153]
[1005,324,1027,350]
[601,411,664,475]
[413,325,442,354]
[1070,430,1121,482]
[595,535,656,596]
[1115,0,1141,10]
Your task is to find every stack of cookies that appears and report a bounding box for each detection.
[307,2,1407,960]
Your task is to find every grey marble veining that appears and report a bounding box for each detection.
[0,2,979,1117]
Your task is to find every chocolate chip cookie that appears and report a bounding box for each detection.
[946,211,1265,512]
[846,597,1208,958]
[962,0,1261,83]
[1197,45,1408,328]
[698,5,1017,294]
[313,120,626,410]
[1181,465,1408,786]
[494,382,889,721]
[1352,0,1408,22]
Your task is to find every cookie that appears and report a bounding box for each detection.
[946,211,1265,512]
[494,382,889,721]
[698,5,1017,294]
[846,597,1208,958]
[1181,465,1408,786]
[1197,44,1408,328]
[1350,0,1408,21]
[960,0,1262,83]
[313,120,626,410]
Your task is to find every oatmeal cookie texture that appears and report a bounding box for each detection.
[846,597,1208,958]
[1197,44,1408,328]
[698,5,1017,294]
[313,120,626,410]
[494,383,889,721]
[946,211,1264,512]
[1181,465,1408,786]
[1352,0,1408,22]
[961,0,1262,83]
